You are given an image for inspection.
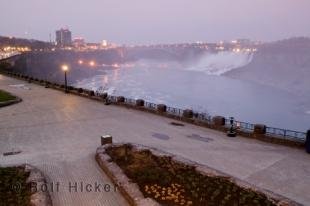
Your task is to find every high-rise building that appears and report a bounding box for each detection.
[55,28,72,47]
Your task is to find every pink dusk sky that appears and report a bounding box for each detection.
[1,0,310,44]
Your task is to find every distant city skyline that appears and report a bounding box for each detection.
[1,0,310,44]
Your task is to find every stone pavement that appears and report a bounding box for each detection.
[1,75,310,206]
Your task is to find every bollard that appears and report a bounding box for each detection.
[306,130,310,154]
[101,135,112,145]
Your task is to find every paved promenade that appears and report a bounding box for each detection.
[1,75,310,206]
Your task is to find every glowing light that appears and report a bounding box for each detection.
[89,61,96,67]
[112,63,120,68]
[103,75,108,84]
[78,60,83,64]
[61,64,69,72]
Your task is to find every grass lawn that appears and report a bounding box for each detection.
[0,167,31,206]
[0,89,15,102]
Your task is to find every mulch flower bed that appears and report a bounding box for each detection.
[0,166,32,206]
[106,144,279,206]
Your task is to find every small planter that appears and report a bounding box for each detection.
[117,96,125,103]
[78,88,83,93]
[212,116,226,126]
[89,90,95,96]
[136,99,145,107]
[100,93,108,100]
[254,124,267,135]
[157,104,167,113]
[183,109,193,119]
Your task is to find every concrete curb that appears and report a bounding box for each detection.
[0,96,22,108]
[25,164,53,206]
[96,143,301,206]
[95,146,160,206]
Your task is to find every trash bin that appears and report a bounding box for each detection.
[306,130,310,154]
[101,135,112,145]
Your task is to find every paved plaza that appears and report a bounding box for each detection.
[1,75,310,206]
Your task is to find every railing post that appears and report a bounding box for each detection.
[136,99,145,107]
[306,130,310,154]
[157,104,167,113]
[212,116,225,127]
[116,96,125,103]
[254,124,267,135]
[182,109,193,119]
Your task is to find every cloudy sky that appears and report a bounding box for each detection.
[1,0,309,44]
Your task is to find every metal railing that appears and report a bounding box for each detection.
[167,106,183,116]
[1,70,306,143]
[124,97,136,106]
[266,127,306,142]
[195,113,212,124]
[101,94,306,142]
[145,101,157,110]
[235,120,255,132]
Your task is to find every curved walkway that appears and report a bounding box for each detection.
[1,75,310,206]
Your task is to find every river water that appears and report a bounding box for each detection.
[74,65,310,132]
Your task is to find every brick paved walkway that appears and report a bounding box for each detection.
[1,75,310,205]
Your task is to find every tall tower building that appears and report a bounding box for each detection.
[55,28,72,47]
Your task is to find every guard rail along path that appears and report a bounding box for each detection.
[0,69,308,150]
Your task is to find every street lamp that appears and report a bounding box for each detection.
[61,64,69,93]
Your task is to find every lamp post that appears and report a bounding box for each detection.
[61,64,69,93]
